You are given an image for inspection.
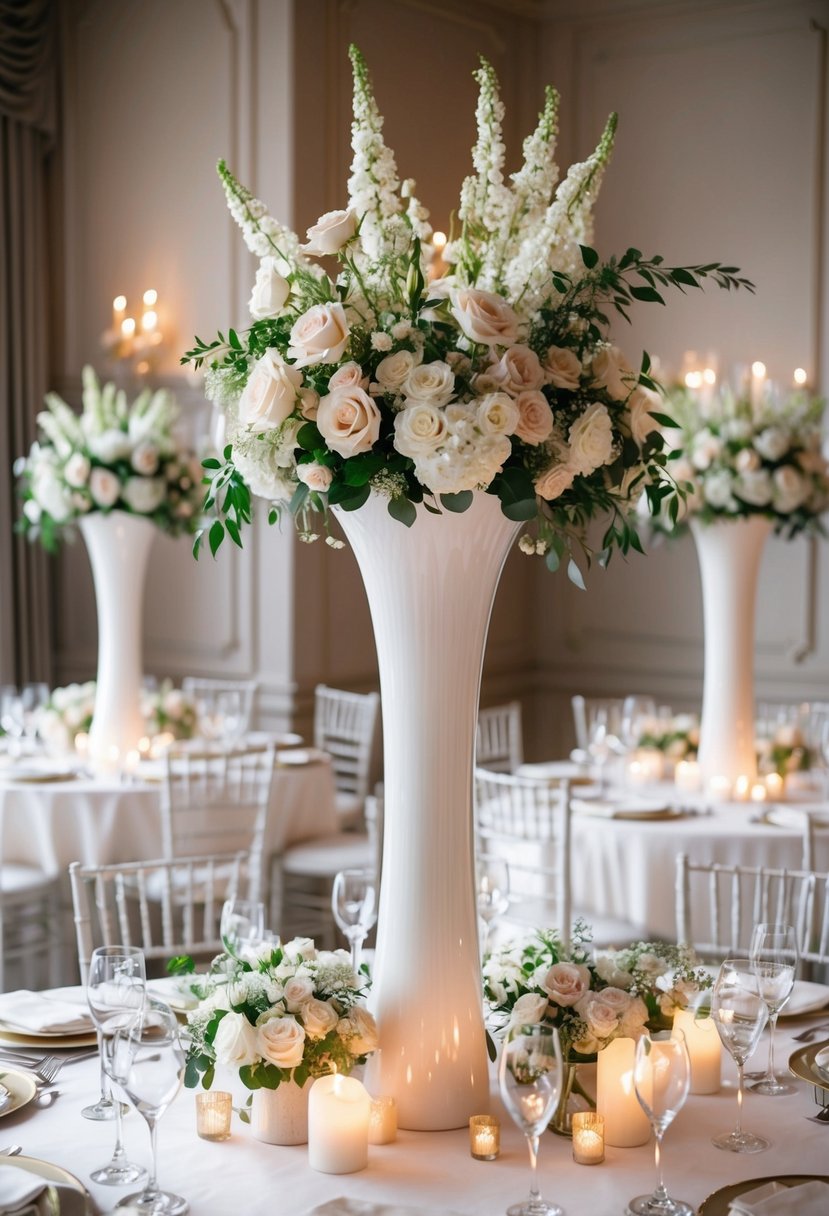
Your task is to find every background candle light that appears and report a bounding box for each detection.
[674,759,701,793]
[469,1114,500,1160]
[672,1008,721,1094]
[764,772,784,799]
[750,781,767,803]
[369,1096,397,1145]
[308,1074,371,1174]
[572,1111,604,1164]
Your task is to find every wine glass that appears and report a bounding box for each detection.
[749,922,797,1095]
[710,959,769,1153]
[85,945,147,1186]
[108,998,188,1215]
[220,897,265,959]
[620,695,657,753]
[498,1023,564,1216]
[216,690,245,750]
[332,867,378,972]
[0,687,25,757]
[587,707,613,795]
[627,1031,693,1216]
[20,682,49,750]
[821,717,829,800]
[476,855,510,956]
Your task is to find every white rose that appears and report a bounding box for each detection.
[283,976,314,1013]
[213,1011,259,1068]
[394,402,448,458]
[627,386,661,448]
[317,385,381,458]
[343,1005,378,1055]
[302,208,357,256]
[735,447,760,473]
[33,468,73,521]
[249,256,290,320]
[773,465,809,513]
[450,287,520,347]
[754,427,791,463]
[476,392,520,437]
[594,955,634,989]
[490,345,545,395]
[283,937,316,960]
[568,402,614,475]
[508,992,549,1027]
[64,453,91,488]
[735,468,773,506]
[722,418,753,442]
[88,428,132,464]
[402,361,455,408]
[703,469,736,510]
[691,429,722,471]
[373,349,422,395]
[541,962,591,1007]
[287,303,350,368]
[535,461,575,501]
[299,388,320,420]
[328,361,369,391]
[591,345,635,400]
[543,346,582,391]
[297,461,333,492]
[89,467,121,508]
[255,1015,306,1069]
[121,476,166,514]
[300,998,339,1041]
[513,391,553,446]
[23,499,42,523]
[131,441,160,476]
[239,349,302,433]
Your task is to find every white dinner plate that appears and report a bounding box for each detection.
[0,1025,97,1048]
[517,761,595,785]
[276,747,326,766]
[0,1067,37,1117]
[572,795,677,821]
[0,765,77,784]
[779,980,829,1017]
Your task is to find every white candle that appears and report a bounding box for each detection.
[750,782,767,803]
[596,1037,651,1147]
[308,1074,371,1174]
[674,760,701,793]
[750,360,766,411]
[732,774,750,802]
[368,1096,397,1145]
[707,774,732,801]
[765,772,784,800]
[672,1009,721,1094]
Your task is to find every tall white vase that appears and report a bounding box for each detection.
[334,492,519,1131]
[691,515,772,787]
[79,511,155,773]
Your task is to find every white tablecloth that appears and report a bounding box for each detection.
[0,1018,825,1215]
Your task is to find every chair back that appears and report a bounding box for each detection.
[313,685,379,802]
[474,767,571,941]
[675,852,829,976]
[69,853,247,985]
[161,744,275,901]
[477,702,523,773]
[181,676,259,735]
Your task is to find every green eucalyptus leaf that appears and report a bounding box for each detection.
[439,491,473,513]
[388,496,416,527]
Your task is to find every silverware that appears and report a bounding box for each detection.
[35,1088,60,1108]
[792,1022,829,1043]
[806,1107,829,1123]
[0,1144,22,1156]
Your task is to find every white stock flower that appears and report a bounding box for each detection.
[402,361,455,408]
[64,452,91,488]
[238,349,302,433]
[544,346,582,391]
[450,287,520,347]
[214,1011,258,1068]
[121,476,166,514]
[249,257,291,320]
[317,385,381,458]
[287,303,350,368]
[302,208,357,256]
[393,402,448,458]
[568,402,614,474]
[33,467,73,522]
[89,467,121,509]
[754,427,791,463]
[88,429,132,464]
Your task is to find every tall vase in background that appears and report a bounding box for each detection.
[691,515,772,788]
[335,492,519,1131]
[79,511,155,773]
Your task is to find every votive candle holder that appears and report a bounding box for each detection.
[196,1090,232,1141]
[469,1114,500,1160]
[368,1096,397,1144]
[572,1111,604,1164]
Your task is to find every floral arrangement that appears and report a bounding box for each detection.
[659,386,829,537]
[756,721,811,777]
[483,923,711,1060]
[15,366,205,551]
[140,680,198,742]
[36,682,96,753]
[184,46,748,583]
[182,937,378,1092]
[637,712,700,761]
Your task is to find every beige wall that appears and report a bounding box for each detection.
[50,0,829,751]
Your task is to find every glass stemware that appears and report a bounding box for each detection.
[627,1031,693,1216]
[216,690,245,750]
[108,998,189,1215]
[476,855,510,957]
[220,898,265,959]
[498,1023,564,1216]
[748,922,797,1095]
[86,945,147,1186]
[710,959,769,1153]
[621,695,658,753]
[332,867,378,972]
[587,707,614,795]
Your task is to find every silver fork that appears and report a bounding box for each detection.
[792,1022,829,1043]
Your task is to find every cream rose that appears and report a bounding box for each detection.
[214,1011,258,1068]
[735,468,772,506]
[287,303,350,368]
[402,361,455,408]
[568,402,614,475]
[131,440,160,476]
[249,256,290,320]
[755,427,790,463]
[543,346,582,391]
[490,345,545,395]
[317,385,381,458]
[299,388,320,420]
[627,386,661,448]
[121,476,166,514]
[535,461,575,501]
[591,345,635,400]
[508,992,549,1027]
[541,962,591,1007]
[394,402,448,458]
[344,1005,379,1055]
[89,468,122,509]
[64,452,91,488]
[514,391,554,445]
[255,1015,306,1069]
[297,461,334,492]
[302,209,357,256]
[691,429,722,471]
[239,349,303,433]
[328,361,369,391]
[450,287,520,347]
[300,998,339,1041]
[476,392,520,437]
[373,349,422,395]
[735,447,761,474]
[773,464,809,513]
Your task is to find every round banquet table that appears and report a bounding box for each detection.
[0,1015,825,1215]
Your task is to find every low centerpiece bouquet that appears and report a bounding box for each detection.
[756,719,811,778]
[184,46,749,583]
[140,680,198,743]
[15,366,204,550]
[37,679,198,753]
[182,936,378,1097]
[637,712,700,762]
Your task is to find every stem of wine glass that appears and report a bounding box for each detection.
[143,1116,160,1202]
[97,1032,108,1104]
[111,1084,127,1164]
[350,932,365,973]
[652,1130,669,1203]
[735,1062,744,1137]
[765,1010,779,1083]
[526,1132,541,1207]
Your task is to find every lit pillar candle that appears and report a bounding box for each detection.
[572,1112,605,1164]
[596,1037,651,1147]
[765,772,784,800]
[750,360,766,412]
[308,1075,371,1174]
[674,760,701,793]
[707,774,732,801]
[368,1096,397,1145]
[672,1009,721,1094]
[732,775,750,802]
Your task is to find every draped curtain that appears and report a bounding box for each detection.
[0,0,56,684]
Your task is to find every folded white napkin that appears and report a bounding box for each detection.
[0,1164,49,1214]
[0,990,92,1034]
[729,1180,829,1215]
[308,1201,465,1216]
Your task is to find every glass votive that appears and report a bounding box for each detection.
[196,1090,232,1141]
[368,1096,397,1145]
[469,1114,500,1160]
[572,1111,605,1165]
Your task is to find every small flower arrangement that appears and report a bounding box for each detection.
[37,682,96,753]
[637,712,700,761]
[756,721,811,778]
[15,366,205,551]
[659,386,829,536]
[184,46,748,584]
[140,680,198,742]
[483,923,711,1061]
[182,937,378,1092]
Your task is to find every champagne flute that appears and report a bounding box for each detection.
[498,1023,564,1216]
[108,998,188,1215]
[476,855,510,957]
[86,945,147,1186]
[749,922,797,1095]
[627,1031,693,1216]
[332,867,377,972]
[220,897,265,959]
[710,959,769,1153]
